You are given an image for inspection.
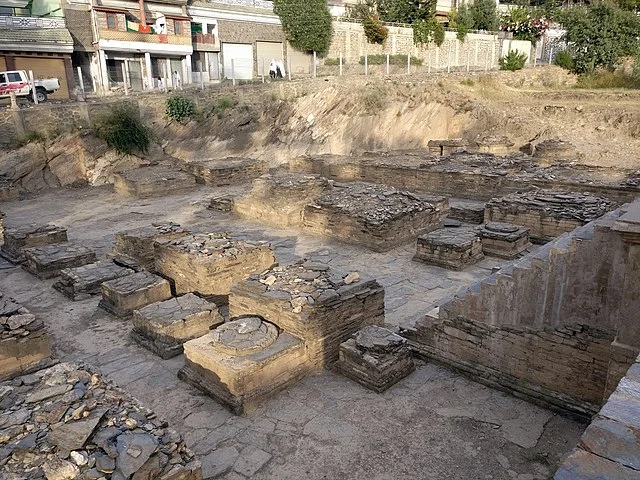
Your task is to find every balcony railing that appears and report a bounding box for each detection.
[99,29,191,45]
[192,33,216,44]
[0,15,66,28]
[210,0,273,9]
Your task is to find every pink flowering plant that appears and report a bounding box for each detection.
[500,7,550,45]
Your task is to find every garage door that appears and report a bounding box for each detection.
[287,43,311,74]
[222,43,253,80]
[14,56,69,99]
[0,57,6,71]
[256,41,283,76]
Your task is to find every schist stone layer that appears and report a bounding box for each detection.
[303,182,449,252]
[22,243,97,279]
[336,325,415,393]
[234,173,332,227]
[154,233,276,301]
[113,166,197,198]
[478,222,532,259]
[53,260,135,301]
[182,157,267,186]
[131,293,224,359]
[414,228,484,270]
[99,271,172,318]
[0,292,52,381]
[0,224,68,264]
[179,316,309,415]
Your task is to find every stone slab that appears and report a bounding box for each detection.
[414,228,484,270]
[478,222,531,259]
[0,224,67,264]
[182,157,267,187]
[22,243,97,279]
[53,260,135,301]
[99,271,172,318]
[113,166,197,199]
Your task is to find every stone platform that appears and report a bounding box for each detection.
[154,233,276,301]
[449,199,486,224]
[179,316,310,415]
[478,222,531,259]
[427,138,468,156]
[303,182,448,252]
[131,293,224,359]
[53,260,135,301]
[485,190,615,243]
[182,157,267,186]
[414,228,484,270]
[0,224,68,264]
[110,222,188,271]
[0,363,201,479]
[235,173,332,228]
[229,260,385,367]
[22,243,97,279]
[0,292,52,381]
[475,135,515,155]
[99,271,172,318]
[113,166,197,199]
[336,325,415,393]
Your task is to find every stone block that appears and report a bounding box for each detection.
[131,293,224,359]
[154,233,276,302]
[23,243,97,279]
[303,182,448,252]
[414,228,484,270]
[475,135,514,155]
[99,271,172,318]
[336,325,415,393]
[113,166,197,199]
[449,200,486,224]
[229,260,385,367]
[182,157,267,187]
[427,138,468,156]
[110,222,189,272]
[53,260,135,301]
[554,448,639,480]
[0,224,68,264]
[478,222,531,259]
[179,316,310,415]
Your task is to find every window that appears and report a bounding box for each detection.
[7,72,22,82]
[0,74,6,84]
[106,13,117,30]
[174,20,182,35]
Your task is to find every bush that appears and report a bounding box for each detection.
[273,0,333,54]
[93,104,150,155]
[15,131,45,148]
[324,57,345,66]
[359,54,423,66]
[213,96,236,118]
[554,50,575,71]
[363,15,389,44]
[499,50,528,71]
[165,96,195,123]
[413,18,445,47]
[576,71,638,89]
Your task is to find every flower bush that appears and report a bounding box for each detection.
[500,7,550,45]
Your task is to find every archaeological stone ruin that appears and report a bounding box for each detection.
[0,224,67,264]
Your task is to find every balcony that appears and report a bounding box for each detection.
[99,29,191,46]
[0,15,67,28]
[192,33,219,52]
[210,0,273,9]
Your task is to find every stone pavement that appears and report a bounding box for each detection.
[0,186,585,479]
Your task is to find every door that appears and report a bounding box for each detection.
[256,41,283,77]
[14,56,69,99]
[287,43,311,75]
[127,60,143,91]
[207,52,219,80]
[222,43,253,80]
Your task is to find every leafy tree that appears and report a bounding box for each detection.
[363,15,389,44]
[376,0,436,23]
[413,17,445,46]
[470,0,499,31]
[273,0,333,54]
[452,4,473,41]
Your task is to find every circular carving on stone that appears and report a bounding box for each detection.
[211,316,278,355]
[485,222,519,234]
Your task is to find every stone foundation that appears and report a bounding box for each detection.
[234,173,332,227]
[110,222,188,271]
[99,271,172,318]
[113,166,197,198]
[475,135,514,155]
[209,196,235,212]
[229,260,385,367]
[449,200,486,224]
[478,222,531,259]
[0,292,52,382]
[414,228,484,270]
[53,261,135,301]
[131,293,223,359]
[0,224,68,264]
[302,182,448,252]
[179,316,310,415]
[336,325,415,393]
[23,243,97,279]
[427,138,468,156]
[530,138,576,166]
[154,233,276,301]
[182,157,267,186]
[485,190,615,243]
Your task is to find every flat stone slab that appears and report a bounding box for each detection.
[22,243,97,279]
[53,260,135,301]
[0,224,68,264]
[99,271,172,318]
[182,157,267,187]
[131,293,224,359]
[478,222,531,259]
[414,228,484,270]
[113,166,197,199]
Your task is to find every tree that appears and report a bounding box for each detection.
[559,2,640,74]
[376,0,436,24]
[470,0,499,31]
[273,0,333,54]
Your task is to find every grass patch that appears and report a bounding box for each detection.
[15,130,45,148]
[213,96,236,118]
[460,78,475,87]
[359,54,423,66]
[576,71,640,89]
[93,103,150,154]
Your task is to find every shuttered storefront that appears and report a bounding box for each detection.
[13,56,69,99]
[221,43,253,80]
[256,41,283,77]
[287,44,311,75]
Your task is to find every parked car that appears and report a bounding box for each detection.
[0,70,61,102]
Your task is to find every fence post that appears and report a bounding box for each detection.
[339,52,343,76]
[288,56,292,81]
[474,41,479,68]
[76,66,85,99]
[28,70,38,104]
[447,45,451,73]
[407,52,410,75]
[428,49,431,74]
[262,59,265,83]
[199,61,204,91]
[231,59,236,86]
[386,53,390,75]
[365,51,368,76]
[485,43,489,72]
[121,63,128,95]
[466,47,470,72]
[313,51,317,78]
[491,39,496,69]
[549,46,554,65]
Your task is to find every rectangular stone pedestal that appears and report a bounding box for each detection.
[23,243,97,279]
[99,271,172,318]
[478,222,531,259]
[111,222,188,271]
[179,318,310,415]
[427,138,468,155]
[0,224,68,264]
[449,200,486,224]
[154,233,276,301]
[414,228,484,270]
[131,294,223,359]
[113,166,197,199]
[182,157,267,186]
[336,326,415,393]
[53,261,135,301]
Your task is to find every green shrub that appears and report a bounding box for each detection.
[413,18,445,47]
[165,96,195,123]
[554,50,575,71]
[324,57,345,66]
[93,104,150,154]
[359,54,423,66]
[15,130,45,148]
[214,96,236,118]
[360,91,386,113]
[363,15,388,44]
[499,50,528,71]
[460,78,475,86]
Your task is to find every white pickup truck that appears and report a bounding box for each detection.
[0,70,61,102]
